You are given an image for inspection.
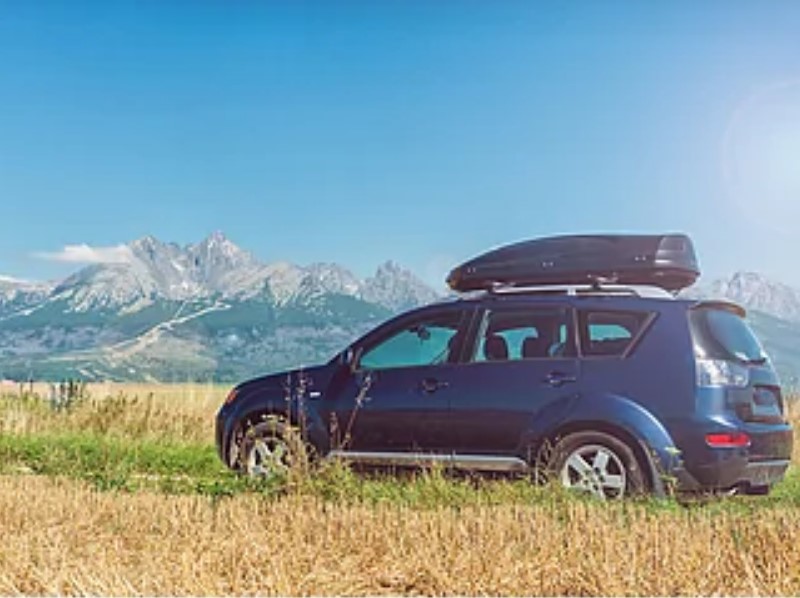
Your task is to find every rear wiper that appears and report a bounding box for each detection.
[744,357,768,366]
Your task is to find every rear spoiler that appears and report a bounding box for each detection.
[691,300,746,318]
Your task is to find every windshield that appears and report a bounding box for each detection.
[689,307,768,364]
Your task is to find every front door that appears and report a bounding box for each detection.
[326,306,472,453]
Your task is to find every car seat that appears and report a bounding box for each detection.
[522,336,549,359]
[483,334,509,361]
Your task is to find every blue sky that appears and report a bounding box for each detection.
[1,1,800,288]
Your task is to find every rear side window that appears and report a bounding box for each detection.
[579,310,651,357]
[689,307,767,364]
[471,307,573,362]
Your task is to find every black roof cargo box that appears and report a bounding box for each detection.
[447,233,699,293]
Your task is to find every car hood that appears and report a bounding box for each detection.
[235,363,332,398]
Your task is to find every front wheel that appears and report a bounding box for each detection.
[550,431,647,500]
[239,418,308,480]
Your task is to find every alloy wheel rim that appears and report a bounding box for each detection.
[560,444,626,500]
[246,436,291,478]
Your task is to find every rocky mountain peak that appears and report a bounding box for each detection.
[691,271,800,322]
[130,234,159,249]
[362,261,441,312]
[193,231,246,259]
[0,275,54,310]
[12,233,445,315]
[375,260,402,274]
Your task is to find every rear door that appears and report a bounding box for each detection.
[445,302,580,455]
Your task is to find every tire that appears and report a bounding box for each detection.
[550,431,647,499]
[238,417,308,480]
[744,484,770,496]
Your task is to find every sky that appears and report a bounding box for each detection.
[1,1,800,289]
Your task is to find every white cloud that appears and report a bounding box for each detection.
[0,275,28,284]
[34,243,133,264]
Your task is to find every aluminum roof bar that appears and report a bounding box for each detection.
[487,283,675,299]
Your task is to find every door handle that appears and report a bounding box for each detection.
[543,371,577,387]
[419,378,449,394]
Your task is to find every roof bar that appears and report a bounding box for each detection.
[487,283,675,299]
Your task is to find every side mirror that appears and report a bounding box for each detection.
[410,324,431,341]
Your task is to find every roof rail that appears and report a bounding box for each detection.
[487,283,676,299]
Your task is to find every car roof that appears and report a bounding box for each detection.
[430,292,741,314]
[408,284,749,325]
[481,293,690,311]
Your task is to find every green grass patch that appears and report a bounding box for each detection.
[0,432,216,477]
[2,429,800,514]
[0,432,270,496]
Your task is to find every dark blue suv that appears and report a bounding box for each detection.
[216,235,793,498]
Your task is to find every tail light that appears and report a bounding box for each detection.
[705,432,751,448]
[695,359,749,388]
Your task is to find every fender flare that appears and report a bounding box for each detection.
[521,393,683,497]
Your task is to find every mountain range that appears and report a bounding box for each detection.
[1,234,799,386]
[0,233,438,382]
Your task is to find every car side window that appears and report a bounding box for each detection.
[359,311,465,371]
[471,307,573,362]
[579,310,650,357]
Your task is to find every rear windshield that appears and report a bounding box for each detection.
[689,307,767,364]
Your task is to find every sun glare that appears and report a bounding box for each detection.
[722,80,800,232]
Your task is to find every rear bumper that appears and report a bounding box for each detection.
[666,415,792,492]
[675,458,790,492]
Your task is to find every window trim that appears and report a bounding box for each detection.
[353,306,473,372]
[576,309,657,360]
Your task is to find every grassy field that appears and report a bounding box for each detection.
[1,384,800,595]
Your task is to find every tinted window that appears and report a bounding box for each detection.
[359,311,464,370]
[579,310,650,357]
[689,307,767,364]
[471,307,572,362]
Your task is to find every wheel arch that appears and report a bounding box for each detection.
[522,393,683,497]
[537,420,658,493]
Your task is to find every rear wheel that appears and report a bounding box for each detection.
[551,431,647,499]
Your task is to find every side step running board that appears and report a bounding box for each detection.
[326,450,529,473]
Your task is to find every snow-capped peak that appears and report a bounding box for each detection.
[10,233,443,315]
[0,275,54,292]
[0,275,56,310]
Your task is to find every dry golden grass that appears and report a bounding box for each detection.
[0,475,799,596]
[0,382,225,444]
[0,384,798,595]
